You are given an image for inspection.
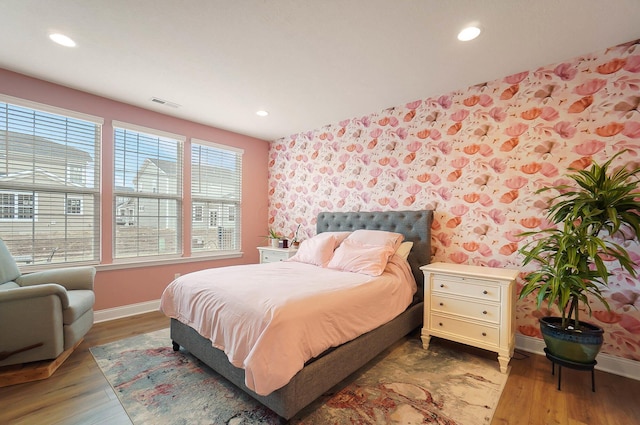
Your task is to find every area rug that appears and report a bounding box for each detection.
[90,328,508,425]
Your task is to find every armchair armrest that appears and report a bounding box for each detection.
[16,266,95,291]
[0,283,70,309]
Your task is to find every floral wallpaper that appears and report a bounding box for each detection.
[268,39,640,361]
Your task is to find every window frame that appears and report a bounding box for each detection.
[112,120,185,261]
[0,94,102,266]
[190,138,243,254]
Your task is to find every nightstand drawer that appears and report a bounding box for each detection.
[431,275,500,302]
[431,294,500,323]
[258,247,296,263]
[261,251,289,263]
[431,314,500,346]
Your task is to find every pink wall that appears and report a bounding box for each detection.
[0,68,270,310]
[268,39,640,361]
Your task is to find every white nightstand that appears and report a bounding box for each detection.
[257,246,297,263]
[420,262,518,373]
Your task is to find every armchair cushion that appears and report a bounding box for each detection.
[16,266,96,291]
[0,241,20,284]
[0,282,19,290]
[0,283,69,309]
[63,290,95,325]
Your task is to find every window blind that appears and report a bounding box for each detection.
[113,121,183,259]
[191,138,242,252]
[0,97,101,265]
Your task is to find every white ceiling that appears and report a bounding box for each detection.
[1,1,639,142]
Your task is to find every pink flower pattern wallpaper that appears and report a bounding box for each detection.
[268,39,640,361]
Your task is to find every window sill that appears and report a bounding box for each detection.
[96,252,244,272]
[18,251,244,273]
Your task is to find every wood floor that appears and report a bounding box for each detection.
[1,311,638,425]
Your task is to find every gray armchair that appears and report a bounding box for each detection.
[0,238,95,372]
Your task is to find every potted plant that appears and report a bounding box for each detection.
[291,224,301,248]
[518,151,640,363]
[265,228,281,248]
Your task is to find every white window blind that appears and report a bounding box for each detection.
[191,139,242,253]
[113,121,184,259]
[0,97,102,265]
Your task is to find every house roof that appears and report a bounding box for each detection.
[0,131,93,164]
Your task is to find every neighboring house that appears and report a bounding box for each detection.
[0,131,95,262]
[115,157,239,250]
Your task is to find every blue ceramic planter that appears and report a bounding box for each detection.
[539,316,604,364]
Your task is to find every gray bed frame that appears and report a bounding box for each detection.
[170,210,433,420]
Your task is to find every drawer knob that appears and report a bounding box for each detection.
[439,302,444,306]
[483,290,488,295]
[482,332,487,337]
[440,284,444,288]
[482,310,487,315]
[439,322,443,327]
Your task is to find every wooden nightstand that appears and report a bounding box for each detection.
[257,246,297,263]
[420,262,518,373]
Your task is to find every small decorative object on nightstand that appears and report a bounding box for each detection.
[420,262,518,373]
[258,246,297,264]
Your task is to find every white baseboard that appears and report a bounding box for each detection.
[516,334,640,381]
[94,299,161,323]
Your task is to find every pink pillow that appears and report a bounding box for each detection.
[347,229,404,252]
[328,231,352,246]
[327,239,396,276]
[287,233,340,267]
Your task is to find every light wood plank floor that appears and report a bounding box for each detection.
[1,311,638,424]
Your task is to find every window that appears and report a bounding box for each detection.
[191,139,242,252]
[67,164,85,185]
[227,205,236,221]
[208,210,218,228]
[66,198,82,215]
[0,193,13,219]
[113,121,184,259]
[0,95,102,264]
[17,193,34,219]
[0,192,35,220]
[193,204,204,222]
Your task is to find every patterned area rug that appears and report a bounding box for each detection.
[90,328,508,425]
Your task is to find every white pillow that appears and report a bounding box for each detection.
[347,229,404,252]
[327,239,396,276]
[395,241,413,260]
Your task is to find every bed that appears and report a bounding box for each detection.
[163,210,433,420]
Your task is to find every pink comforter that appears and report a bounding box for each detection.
[159,255,416,395]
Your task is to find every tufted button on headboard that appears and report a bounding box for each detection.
[316,210,433,300]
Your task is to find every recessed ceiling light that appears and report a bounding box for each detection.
[256,110,269,117]
[457,26,481,42]
[49,33,76,47]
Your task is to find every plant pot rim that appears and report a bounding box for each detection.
[539,316,603,334]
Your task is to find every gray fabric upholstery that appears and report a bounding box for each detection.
[0,239,21,284]
[170,209,433,419]
[0,282,20,290]
[63,290,96,324]
[0,238,96,367]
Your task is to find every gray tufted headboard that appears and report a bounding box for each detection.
[316,210,433,300]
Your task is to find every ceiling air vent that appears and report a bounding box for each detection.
[150,97,181,108]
